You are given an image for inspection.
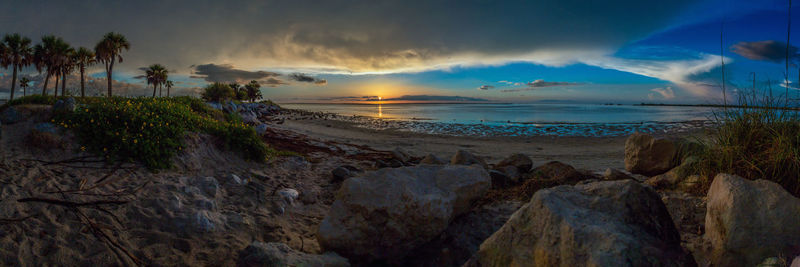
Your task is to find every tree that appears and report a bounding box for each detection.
[164,80,174,97]
[19,77,30,97]
[59,47,76,96]
[200,82,235,102]
[144,64,167,98]
[73,47,95,98]
[229,82,241,99]
[1,33,33,101]
[50,39,71,97]
[94,32,129,97]
[244,80,262,102]
[33,36,56,96]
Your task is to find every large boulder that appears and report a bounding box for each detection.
[472,180,695,266]
[237,241,349,267]
[451,150,488,169]
[625,133,678,176]
[531,161,594,184]
[645,157,701,191]
[420,153,447,165]
[317,165,490,263]
[705,174,800,266]
[495,153,533,173]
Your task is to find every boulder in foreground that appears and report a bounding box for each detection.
[495,153,533,173]
[237,241,349,267]
[318,165,490,263]
[451,150,488,169]
[624,133,678,176]
[472,179,695,267]
[705,174,800,267]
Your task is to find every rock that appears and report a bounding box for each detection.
[646,158,701,191]
[194,177,219,198]
[403,201,524,266]
[254,124,268,135]
[192,211,216,232]
[230,174,245,185]
[498,165,521,183]
[318,165,490,263]
[0,107,22,124]
[207,102,223,110]
[705,174,800,267]
[237,241,350,267]
[495,153,533,173]
[52,97,76,113]
[388,158,404,168]
[277,188,299,206]
[450,150,488,169]
[223,101,240,113]
[792,256,800,267]
[624,133,678,176]
[489,170,512,189]
[473,180,695,266]
[531,161,593,184]
[241,111,261,124]
[602,168,633,180]
[33,122,59,134]
[420,154,447,165]
[278,156,310,171]
[331,167,352,183]
[757,257,785,267]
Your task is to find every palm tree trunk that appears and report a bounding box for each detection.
[80,65,85,98]
[61,73,66,96]
[54,73,59,98]
[107,60,114,97]
[9,65,17,101]
[167,87,170,97]
[159,84,162,97]
[41,73,50,96]
[152,83,156,98]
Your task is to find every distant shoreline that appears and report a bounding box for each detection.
[636,103,800,110]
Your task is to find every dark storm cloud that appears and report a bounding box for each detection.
[731,40,800,63]
[0,0,696,74]
[190,64,280,83]
[289,73,327,85]
[526,80,582,88]
[478,85,494,90]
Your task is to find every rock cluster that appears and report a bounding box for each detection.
[624,132,678,176]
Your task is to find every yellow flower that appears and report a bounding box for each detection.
[133,139,138,144]
[80,146,86,151]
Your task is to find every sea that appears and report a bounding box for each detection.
[281,103,717,137]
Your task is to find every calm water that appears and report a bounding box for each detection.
[281,103,714,125]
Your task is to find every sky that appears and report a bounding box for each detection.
[1,0,799,104]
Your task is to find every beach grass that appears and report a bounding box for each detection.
[690,91,800,197]
[6,95,283,169]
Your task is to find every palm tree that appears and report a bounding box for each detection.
[244,80,262,102]
[164,80,174,97]
[144,64,167,98]
[94,32,130,97]
[2,33,33,101]
[33,36,54,96]
[19,77,30,97]
[73,47,95,98]
[59,47,76,96]
[50,39,72,97]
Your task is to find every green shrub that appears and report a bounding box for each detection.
[200,82,235,102]
[51,97,279,169]
[692,92,800,197]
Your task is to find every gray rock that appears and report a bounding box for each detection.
[331,167,352,182]
[207,102,223,110]
[192,211,216,232]
[705,174,800,267]
[495,153,533,173]
[277,188,299,206]
[531,161,593,184]
[33,122,59,134]
[194,176,219,199]
[392,147,413,163]
[498,165,521,184]
[473,180,695,266]
[318,165,490,263]
[52,97,76,113]
[237,241,350,267]
[230,174,245,185]
[489,170,512,189]
[450,150,488,169]
[420,153,447,165]
[792,256,800,267]
[624,133,678,176]
[254,124,268,135]
[0,107,22,124]
[602,168,634,181]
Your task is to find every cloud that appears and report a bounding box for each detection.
[190,64,280,83]
[289,73,327,85]
[580,53,726,96]
[526,79,582,88]
[0,0,696,74]
[478,85,494,90]
[383,95,488,102]
[731,40,799,63]
[649,86,675,99]
[263,77,289,87]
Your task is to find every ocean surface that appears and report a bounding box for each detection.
[282,103,713,124]
[281,103,716,137]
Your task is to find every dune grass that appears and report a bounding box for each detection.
[6,95,284,169]
[691,92,800,197]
